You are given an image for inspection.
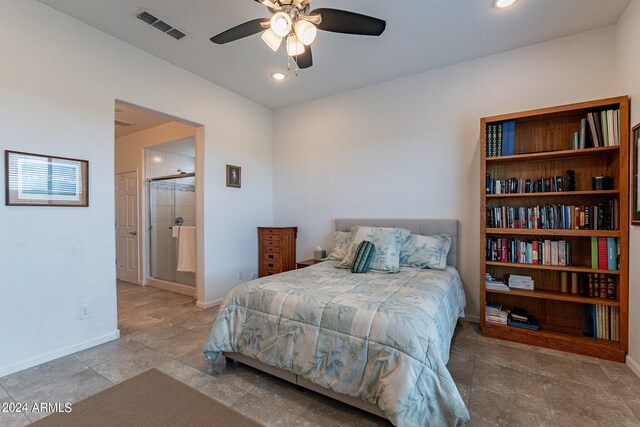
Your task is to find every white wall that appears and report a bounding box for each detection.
[273,27,619,319]
[0,0,273,376]
[616,0,640,372]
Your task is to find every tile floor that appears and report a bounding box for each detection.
[2,281,640,426]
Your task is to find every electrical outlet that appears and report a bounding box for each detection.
[79,304,90,319]
[238,271,244,280]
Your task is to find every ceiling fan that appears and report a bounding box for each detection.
[210,0,386,70]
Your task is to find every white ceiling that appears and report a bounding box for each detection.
[115,101,173,138]
[40,0,630,109]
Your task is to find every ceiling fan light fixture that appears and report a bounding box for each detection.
[495,0,517,8]
[286,34,305,56]
[261,29,282,52]
[294,20,317,46]
[270,12,292,38]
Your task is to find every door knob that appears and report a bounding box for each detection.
[129,231,137,236]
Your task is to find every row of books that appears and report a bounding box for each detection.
[486,201,618,230]
[585,305,619,341]
[485,303,508,324]
[485,120,515,158]
[585,109,621,148]
[485,238,572,266]
[485,173,575,195]
[586,273,617,300]
[590,237,619,271]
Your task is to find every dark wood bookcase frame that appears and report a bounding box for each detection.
[480,96,630,362]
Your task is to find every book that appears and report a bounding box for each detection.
[507,313,540,331]
[579,118,587,149]
[591,237,598,269]
[598,237,607,270]
[587,112,599,147]
[594,112,604,148]
[601,111,609,147]
[551,241,559,266]
[496,123,503,157]
[607,237,617,271]
[607,109,614,147]
[599,273,607,299]
[607,276,616,300]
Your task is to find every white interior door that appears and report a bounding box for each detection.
[115,171,139,283]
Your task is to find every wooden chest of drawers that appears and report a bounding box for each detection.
[258,227,297,277]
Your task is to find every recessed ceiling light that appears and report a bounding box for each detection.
[495,0,517,8]
[271,72,287,81]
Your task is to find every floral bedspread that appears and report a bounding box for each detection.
[204,261,469,426]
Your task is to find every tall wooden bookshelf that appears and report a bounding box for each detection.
[480,96,629,362]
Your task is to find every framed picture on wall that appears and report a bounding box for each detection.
[226,164,241,188]
[633,124,640,225]
[5,150,89,207]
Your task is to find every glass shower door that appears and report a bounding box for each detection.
[148,175,195,286]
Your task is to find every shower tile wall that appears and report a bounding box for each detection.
[146,149,196,286]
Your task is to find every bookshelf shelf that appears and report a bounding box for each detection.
[485,288,620,306]
[486,190,619,198]
[485,261,620,275]
[485,228,620,237]
[480,96,629,362]
[481,323,624,362]
[485,146,619,164]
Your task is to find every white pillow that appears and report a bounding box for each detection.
[400,234,452,270]
[326,231,353,261]
[338,226,410,273]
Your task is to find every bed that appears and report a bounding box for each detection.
[203,219,469,426]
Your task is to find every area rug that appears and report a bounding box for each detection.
[32,368,261,427]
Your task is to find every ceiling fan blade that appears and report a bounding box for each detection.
[294,46,313,69]
[311,8,386,36]
[254,0,281,10]
[210,18,270,44]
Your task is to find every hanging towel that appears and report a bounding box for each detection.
[177,226,196,273]
[171,226,180,238]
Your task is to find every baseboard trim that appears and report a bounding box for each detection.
[626,354,640,378]
[464,314,480,323]
[147,277,196,297]
[0,330,120,377]
[196,298,223,309]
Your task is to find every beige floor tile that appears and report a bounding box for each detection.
[73,337,146,368]
[90,347,171,384]
[0,396,31,427]
[468,387,552,427]
[0,356,88,398]
[544,378,638,426]
[231,392,302,426]
[474,338,539,375]
[156,360,207,384]
[143,329,204,358]
[182,374,247,406]
[126,322,187,346]
[18,369,112,421]
[473,360,547,401]
[447,342,475,385]
[534,350,608,386]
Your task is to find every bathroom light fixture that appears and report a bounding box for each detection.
[271,72,286,80]
[495,0,517,8]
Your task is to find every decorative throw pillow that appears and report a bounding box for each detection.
[350,241,375,273]
[326,231,354,261]
[400,234,452,270]
[338,226,410,273]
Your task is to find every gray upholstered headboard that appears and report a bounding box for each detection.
[334,219,459,269]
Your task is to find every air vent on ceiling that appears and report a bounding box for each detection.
[167,28,186,40]
[136,9,187,41]
[137,10,158,25]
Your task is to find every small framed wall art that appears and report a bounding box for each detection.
[633,124,640,225]
[226,164,241,188]
[5,150,89,207]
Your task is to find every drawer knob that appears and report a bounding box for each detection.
[268,255,274,259]
[268,263,274,268]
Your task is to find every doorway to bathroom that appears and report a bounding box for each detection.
[114,100,203,303]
